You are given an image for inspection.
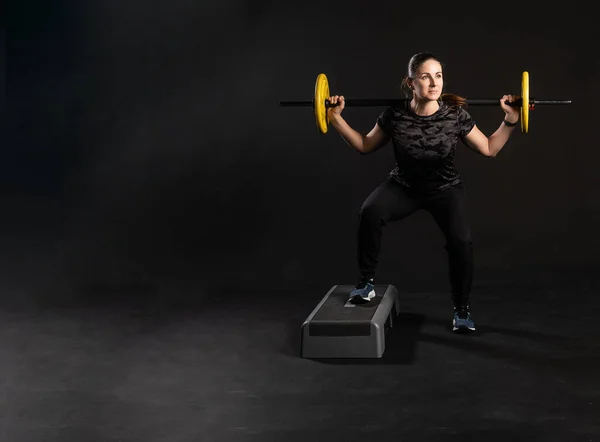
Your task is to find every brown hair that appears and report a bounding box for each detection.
[400,52,467,108]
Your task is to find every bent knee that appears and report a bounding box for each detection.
[358,204,388,224]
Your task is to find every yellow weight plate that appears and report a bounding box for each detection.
[521,71,529,134]
[314,73,329,134]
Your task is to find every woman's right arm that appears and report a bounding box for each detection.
[328,95,389,154]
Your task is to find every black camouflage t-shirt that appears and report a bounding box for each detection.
[376,101,475,194]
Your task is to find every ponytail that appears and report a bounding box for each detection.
[440,93,467,108]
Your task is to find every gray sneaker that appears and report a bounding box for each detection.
[452,305,476,332]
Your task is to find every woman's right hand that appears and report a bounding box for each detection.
[327,95,345,119]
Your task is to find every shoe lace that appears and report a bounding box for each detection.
[455,306,470,319]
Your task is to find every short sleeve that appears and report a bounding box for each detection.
[376,106,394,137]
[457,107,475,139]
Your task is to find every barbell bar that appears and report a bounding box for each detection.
[280,71,572,135]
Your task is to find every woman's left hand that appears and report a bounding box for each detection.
[501,94,520,123]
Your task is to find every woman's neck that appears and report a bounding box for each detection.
[410,98,440,116]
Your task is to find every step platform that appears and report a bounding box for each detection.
[300,284,400,358]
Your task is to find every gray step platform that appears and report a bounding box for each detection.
[300,284,400,358]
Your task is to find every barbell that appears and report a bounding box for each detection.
[279,71,572,135]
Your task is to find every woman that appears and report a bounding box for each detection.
[328,52,520,332]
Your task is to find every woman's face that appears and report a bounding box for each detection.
[409,59,443,101]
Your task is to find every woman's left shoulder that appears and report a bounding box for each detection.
[439,102,467,114]
[453,104,471,116]
[452,105,473,122]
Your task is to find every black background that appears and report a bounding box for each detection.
[5,0,599,306]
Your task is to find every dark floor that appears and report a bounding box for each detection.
[0,272,599,442]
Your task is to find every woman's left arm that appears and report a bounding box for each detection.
[462,94,520,158]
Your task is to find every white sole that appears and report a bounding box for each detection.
[453,322,476,332]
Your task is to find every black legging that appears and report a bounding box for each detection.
[357,177,473,308]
